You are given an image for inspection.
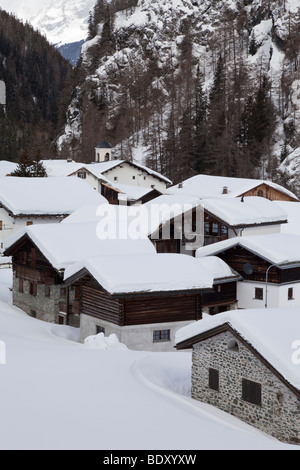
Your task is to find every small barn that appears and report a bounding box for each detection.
[176,308,300,445]
[63,253,215,351]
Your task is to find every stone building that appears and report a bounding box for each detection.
[176,308,300,445]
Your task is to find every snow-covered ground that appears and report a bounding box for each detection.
[0,268,297,450]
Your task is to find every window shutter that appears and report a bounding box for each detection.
[209,368,219,391]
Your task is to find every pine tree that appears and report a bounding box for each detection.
[11,150,33,177]
[31,149,47,177]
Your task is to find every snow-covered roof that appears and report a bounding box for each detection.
[275,201,300,236]
[64,253,214,295]
[166,174,299,201]
[175,308,300,391]
[62,195,202,238]
[195,256,240,283]
[196,233,300,266]
[144,194,202,236]
[85,160,172,184]
[0,161,17,177]
[203,197,288,227]
[0,177,107,216]
[116,183,157,202]
[5,222,156,271]
[41,160,84,177]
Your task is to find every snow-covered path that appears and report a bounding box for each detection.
[0,268,296,450]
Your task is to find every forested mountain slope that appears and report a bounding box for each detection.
[56,0,300,195]
[0,9,73,160]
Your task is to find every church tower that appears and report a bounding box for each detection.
[95,140,112,163]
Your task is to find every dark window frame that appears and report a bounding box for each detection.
[153,329,171,342]
[254,287,264,300]
[209,368,219,392]
[242,378,262,406]
[288,287,294,300]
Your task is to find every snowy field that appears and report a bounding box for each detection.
[0,268,297,450]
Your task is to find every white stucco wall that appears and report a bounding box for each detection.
[0,208,65,252]
[228,224,281,239]
[80,314,194,352]
[237,281,300,309]
[103,164,167,193]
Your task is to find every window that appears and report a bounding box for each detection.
[114,177,118,181]
[132,176,136,180]
[60,287,66,297]
[220,225,228,235]
[204,222,210,235]
[0,221,2,231]
[26,221,33,226]
[96,325,106,335]
[78,171,86,179]
[288,288,294,300]
[45,286,50,297]
[31,248,37,269]
[30,310,37,318]
[105,153,110,162]
[242,379,262,406]
[153,329,170,342]
[29,282,37,297]
[151,185,155,189]
[19,279,24,293]
[255,287,264,300]
[209,368,219,391]
[211,223,219,235]
[257,189,264,197]
[58,315,65,325]
[228,339,239,352]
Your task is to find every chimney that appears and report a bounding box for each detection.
[222,186,228,195]
[178,182,183,189]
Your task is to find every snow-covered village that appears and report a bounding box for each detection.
[1,0,300,453]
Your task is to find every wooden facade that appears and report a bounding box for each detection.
[202,281,237,314]
[68,273,204,327]
[214,245,300,284]
[241,183,298,202]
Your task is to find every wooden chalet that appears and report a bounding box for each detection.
[63,253,215,351]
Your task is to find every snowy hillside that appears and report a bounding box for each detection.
[0,0,97,63]
[0,266,296,450]
[56,0,300,194]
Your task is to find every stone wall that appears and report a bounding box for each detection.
[192,330,300,445]
[12,273,79,327]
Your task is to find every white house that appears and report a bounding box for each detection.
[196,233,300,309]
[0,177,107,251]
[68,160,172,195]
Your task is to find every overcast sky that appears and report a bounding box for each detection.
[0,1,49,20]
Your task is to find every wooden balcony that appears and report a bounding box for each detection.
[16,265,53,284]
